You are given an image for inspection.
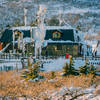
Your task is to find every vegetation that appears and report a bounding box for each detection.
[0,57,99,98]
[22,58,41,81]
[0,56,100,99]
[79,58,96,75]
[1,70,100,98]
[50,71,56,79]
[63,56,79,76]
[63,57,97,76]
[79,58,90,75]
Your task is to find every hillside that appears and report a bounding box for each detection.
[0,0,100,36]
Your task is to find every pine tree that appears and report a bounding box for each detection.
[22,61,40,81]
[63,56,79,75]
[89,64,96,75]
[79,58,90,75]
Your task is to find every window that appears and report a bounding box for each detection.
[52,31,61,39]
[14,31,22,41]
[57,45,62,50]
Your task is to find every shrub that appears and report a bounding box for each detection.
[50,71,56,79]
[79,58,90,75]
[63,56,79,76]
[89,64,96,74]
[79,58,96,75]
[22,61,40,81]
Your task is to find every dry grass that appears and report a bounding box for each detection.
[0,70,100,98]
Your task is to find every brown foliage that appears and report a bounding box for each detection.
[0,71,100,98]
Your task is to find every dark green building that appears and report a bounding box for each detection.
[42,26,92,57]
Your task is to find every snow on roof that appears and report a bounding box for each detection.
[12,37,33,43]
[46,40,87,45]
[45,26,73,30]
[46,39,73,43]
[11,26,71,31]
[23,37,33,43]
[11,26,37,30]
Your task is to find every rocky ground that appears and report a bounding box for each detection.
[0,70,100,100]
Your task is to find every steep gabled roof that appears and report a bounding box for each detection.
[0,29,13,42]
[0,29,31,42]
[45,29,74,41]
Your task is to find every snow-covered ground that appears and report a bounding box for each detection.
[42,58,85,71]
[0,57,100,71]
[0,59,22,71]
[45,85,100,100]
[42,58,69,71]
[42,57,100,72]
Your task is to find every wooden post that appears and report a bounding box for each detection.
[13,31,15,53]
[21,57,24,69]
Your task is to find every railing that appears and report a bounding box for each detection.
[41,56,65,59]
[1,55,100,71]
[74,56,100,60]
[73,57,100,65]
[0,53,36,71]
[41,56,100,66]
[0,53,21,59]
[0,53,30,59]
[41,56,100,60]
[1,54,100,60]
[0,59,23,71]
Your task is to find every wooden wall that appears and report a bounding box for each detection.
[41,43,79,57]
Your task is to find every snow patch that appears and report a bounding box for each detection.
[42,57,85,72]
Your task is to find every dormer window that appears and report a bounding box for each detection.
[52,31,61,39]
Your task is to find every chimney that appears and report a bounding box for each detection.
[24,8,27,26]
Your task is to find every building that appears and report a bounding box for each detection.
[0,26,92,57]
[0,26,35,55]
[42,26,92,57]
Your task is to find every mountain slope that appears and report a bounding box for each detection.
[0,0,100,35]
